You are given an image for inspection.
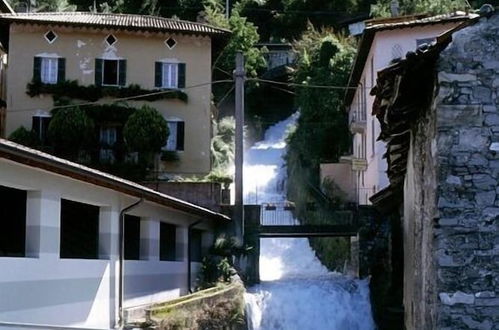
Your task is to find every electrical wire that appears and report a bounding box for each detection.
[8,79,234,113]
[249,77,367,90]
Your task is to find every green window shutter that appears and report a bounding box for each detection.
[57,58,66,82]
[118,59,127,86]
[155,62,162,88]
[95,58,103,86]
[176,121,184,151]
[33,57,42,82]
[177,63,186,88]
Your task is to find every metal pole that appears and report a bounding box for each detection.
[226,0,230,19]
[234,51,245,241]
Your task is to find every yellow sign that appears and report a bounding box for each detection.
[351,158,367,171]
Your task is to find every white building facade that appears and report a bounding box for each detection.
[344,12,475,205]
[0,139,228,329]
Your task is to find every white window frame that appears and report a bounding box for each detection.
[99,126,117,146]
[161,63,178,89]
[40,57,58,84]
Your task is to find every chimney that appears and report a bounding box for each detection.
[390,0,400,17]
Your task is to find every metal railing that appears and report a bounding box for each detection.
[260,202,355,226]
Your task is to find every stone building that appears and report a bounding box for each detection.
[371,7,499,330]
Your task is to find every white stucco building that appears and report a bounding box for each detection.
[0,139,229,329]
[343,12,476,205]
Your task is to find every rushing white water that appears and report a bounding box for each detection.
[243,114,375,330]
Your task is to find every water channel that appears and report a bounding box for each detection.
[243,114,375,330]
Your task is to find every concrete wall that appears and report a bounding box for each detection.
[0,158,215,329]
[320,163,355,202]
[403,84,438,330]
[5,23,213,175]
[142,182,223,211]
[348,22,462,205]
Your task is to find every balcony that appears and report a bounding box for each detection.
[349,110,367,134]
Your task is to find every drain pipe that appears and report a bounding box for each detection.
[187,220,202,293]
[118,198,143,329]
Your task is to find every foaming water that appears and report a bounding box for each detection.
[244,114,375,330]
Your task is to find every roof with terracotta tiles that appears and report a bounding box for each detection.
[0,12,231,37]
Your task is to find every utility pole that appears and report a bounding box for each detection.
[234,52,245,241]
[226,0,230,19]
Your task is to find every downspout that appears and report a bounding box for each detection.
[187,220,202,293]
[118,198,143,329]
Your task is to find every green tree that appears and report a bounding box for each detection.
[48,106,95,160]
[204,0,266,101]
[286,26,355,216]
[123,104,168,162]
[8,126,40,148]
[8,0,77,11]
[370,0,470,17]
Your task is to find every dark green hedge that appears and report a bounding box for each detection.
[27,80,188,103]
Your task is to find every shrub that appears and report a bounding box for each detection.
[48,106,94,159]
[8,126,40,148]
[123,105,169,154]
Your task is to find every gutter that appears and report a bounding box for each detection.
[187,220,202,293]
[118,198,144,329]
[0,140,230,223]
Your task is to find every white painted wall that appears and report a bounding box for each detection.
[0,158,215,329]
[349,23,463,204]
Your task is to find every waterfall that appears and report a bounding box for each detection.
[243,114,375,330]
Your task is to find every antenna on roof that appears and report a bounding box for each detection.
[390,0,400,17]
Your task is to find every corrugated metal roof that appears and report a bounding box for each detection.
[0,138,230,222]
[0,12,231,36]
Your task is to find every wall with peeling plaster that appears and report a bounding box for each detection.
[5,23,213,175]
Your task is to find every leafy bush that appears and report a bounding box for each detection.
[8,126,40,148]
[123,105,169,154]
[48,106,95,159]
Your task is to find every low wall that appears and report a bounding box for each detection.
[126,280,246,330]
[142,182,223,212]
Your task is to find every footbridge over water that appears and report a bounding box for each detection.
[255,202,359,238]
[242,203,360,283]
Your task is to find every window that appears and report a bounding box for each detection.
[33,57,65,84]
[32,115,51,144]
[164,121,185,151]
[100,126,117,147]
[159,222,177,261]
[95,58,126,86]
[155,62,185,89]
[124,215,140,260]
[0,185,27,257]
[60,199,99,259]
[190,229,203,262]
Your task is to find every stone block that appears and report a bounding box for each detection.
[473,86,493,104]
[475,190,496,206]
[475,298,499,306]
[483,105,497,113]
[475,291,496,298]
[485,114,499,126]
[489,142,499,151]
[437,105,483,127]
[446,175,462,185]
[460,316,493,330]
[455,129,489,152]
[473,174,497,190]
[439,291,475,305]
[439,72,477,83]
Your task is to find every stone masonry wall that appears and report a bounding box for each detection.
[433,12,499,330]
